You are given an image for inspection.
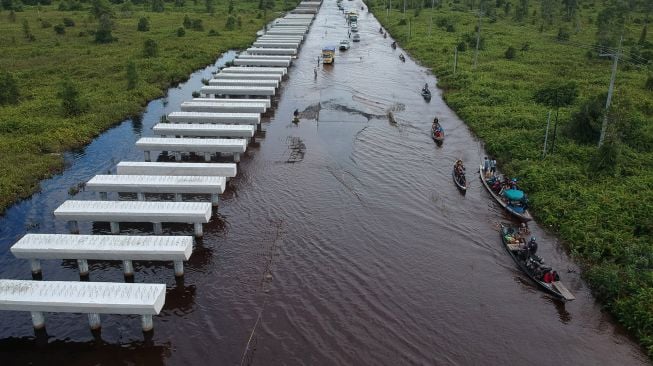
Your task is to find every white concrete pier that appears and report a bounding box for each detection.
[86,175,226,206]
[11,234,193,277]
[220,67,287,76]
[233,58,291,67]
[252,42,300,49]
[199,85,276,97]
[181,101,268,113]
[192,97,273,107]
[245,48,298,56]
[237,55,294,62]
[54,200,212,237]
[0,279,166,331]
[117,162,237,179]
[168,111,260,126]
[136,137,248,163]
[207,79,280,88]
[153,123,255,140]
[212,73,282,81]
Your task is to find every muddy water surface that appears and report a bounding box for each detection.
[0,2,649,365]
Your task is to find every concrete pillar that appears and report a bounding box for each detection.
[194,223,204,238]
[137,192,145,201]
[110,222,120,234]
[144,151,151,162]
[204,153,211,162]
[99,192,108,200]
[153,222,163,234]
[251,136,256,144]
[174,261,184,277]
[68,221,79,234]
[174,152,182,161]
[234,153,241,163]
[257,123,262,132]
[31,312,45,329]
[142,315,154,332]
[88,313,101,330]
[175,193,182,202]
[123,260,134,277]
[30,259,42,275]
[211,193,219,207]
[77,259,89,276]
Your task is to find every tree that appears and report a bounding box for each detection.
[514,0,528,21]
[90,0,113,19]
[534,81,578,154]
[225,15,235,30]
[22,19,35,41]
[0,72,19,105]
[227,0,233,13]
[151,0,163,12]
[54,23,65,34]
[183,14,191,28]
[504,46,516,59]
[95,13,115,43]
[205,0,214,14]
[596,1,629,49]
[58,78,84,116]
[566,93,605,144]
[177,27,185,36]
[143,39,158,57]
[137,17,149,31]
[126,60,137,90]
[561,0,578,22]
[540,0,554,25]
[640,23,648,44]
[174,0,184,7]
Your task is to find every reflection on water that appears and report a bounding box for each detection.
[0,3,649,366]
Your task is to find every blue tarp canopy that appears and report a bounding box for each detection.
[504,189,524,201]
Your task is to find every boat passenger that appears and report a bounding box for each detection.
[543,271,554,283]
[423,83,429,93]
[527,237,538,256]
[490,158,496,173]
[483,157,490,174]
[518,222,530,236]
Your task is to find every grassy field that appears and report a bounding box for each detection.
[369,0,653,357]
[0,0,297,212]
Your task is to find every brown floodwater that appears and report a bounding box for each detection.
[0,2,649,365]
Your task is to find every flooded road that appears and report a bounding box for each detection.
[0,2,649,365]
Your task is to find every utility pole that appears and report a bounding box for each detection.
[453,47,458,75]
[542,110,552,158]
[473,8,483,69]
[403,0,406,14]
[598,35,623,147]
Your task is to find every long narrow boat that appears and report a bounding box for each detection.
[431,125,444,143]
[500,225,575,301]
[452,165,467,193]
[479,165,532,221]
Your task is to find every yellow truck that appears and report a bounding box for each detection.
[322,46,336,64]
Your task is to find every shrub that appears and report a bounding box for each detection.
[191,91,200,97]
[151,0,163,12]
[566,93,605,144]
[446,24,455,32]
[457,41,467,52]
[208,29,219,36]
[63,17,75,27]
[177,27,185,37]
[54,23,65,34]
[225,15,235,30]
[126,60,137,89]
[557,27,570,41]
[58,78,85,116]
[183,14,191,28]
[41,20,52,28]
[94,13,114,43]
[645,75,653,91]
[398,18,406,26]
[143,39,158,57]
[504,46,516,59]
[191,18,203,31]
[137,17,149,31]
[0,71,19,105]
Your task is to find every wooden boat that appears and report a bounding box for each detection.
[500,225,575,301]
[421,89,431,100]
[431,125,444,143]
[479,165,532,221]
[452,164,467,192]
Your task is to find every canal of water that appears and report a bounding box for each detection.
[0,2,648,365]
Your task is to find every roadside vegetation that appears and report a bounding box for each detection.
[0,0,294,212]
[369,0,653,356]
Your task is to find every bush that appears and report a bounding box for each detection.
[557,27,570,41]
[504,46,516,59]
[143,39,158,57]
[63,17,75,27]
[58,78,84,116]
[0,71,19,105]
[457,41,467,52]
[566,93,605,144]
[645,75,653,91]
[95,14,115,43]
[208,29,219,36]
[191,19,203,31]
[126,60,137,90]
[177,27,185,37]
[191,91,200,98]
[137,17,149,31]
[446,24,455,32]
[41,20,52,28]
[398,18,407,26]
[224,15,235,30]
[54,24,65,34]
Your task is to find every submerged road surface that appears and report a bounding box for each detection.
[0,2,649,365]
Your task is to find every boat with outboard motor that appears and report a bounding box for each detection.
[500,224,575,301]
[479,166,532,221]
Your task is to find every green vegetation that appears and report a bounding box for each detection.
[0,0,297,212]
[370,0,653,356]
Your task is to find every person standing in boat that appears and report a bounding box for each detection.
[490,158,496,174]
[483,157,490,177]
